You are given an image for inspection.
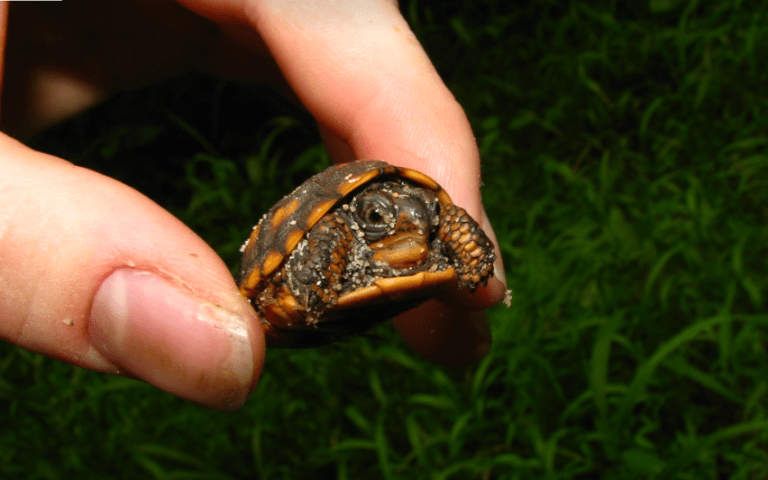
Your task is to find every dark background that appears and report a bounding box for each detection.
[2,0,768,478]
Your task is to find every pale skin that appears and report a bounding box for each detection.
[0,0,507,411]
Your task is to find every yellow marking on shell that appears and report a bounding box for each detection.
[306,198,340,227]
[285,228,307,253]
[239,265,261,294]
[399,168,440,190]
[336,268,456,307]
[397,167,453,204]
[270,198,301,230]
[337,167,386,204]
[374,269,455,294]
[243,223,262,254]
[262,250,285,277]
[345,169,380,186]
[436,189,453,205]
[335,285,383,306]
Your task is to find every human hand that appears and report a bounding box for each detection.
[0,0,507,410]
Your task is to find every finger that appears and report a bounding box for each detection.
[252,1,504,283]
[391,300,492,367]
[175,0,506,363]
[174,0,508,299]
[244,0,505,363]
[250,2,477,201]
[0,134,264,410]
[0,3,7,101]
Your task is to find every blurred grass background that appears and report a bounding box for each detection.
[3,0,768,478]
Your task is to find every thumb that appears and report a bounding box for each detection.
[0,134,264,410]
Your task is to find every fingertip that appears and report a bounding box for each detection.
[392,300,491,367]
[89,268,264,411]
[479,207,507,282]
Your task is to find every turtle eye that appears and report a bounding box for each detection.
[353,190,396,241]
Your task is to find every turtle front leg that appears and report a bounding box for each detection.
[287,212,355,323]
[438,203,496,290]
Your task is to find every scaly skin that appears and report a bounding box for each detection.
[286,212,355,322]
[438,203,495,290]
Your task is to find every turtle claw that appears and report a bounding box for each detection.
[438,203,495,291]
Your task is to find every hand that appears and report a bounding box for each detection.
[0,0,507,410]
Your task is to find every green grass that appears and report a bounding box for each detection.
[3,0,768,478]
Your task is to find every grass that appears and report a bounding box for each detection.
[3,0,768,478]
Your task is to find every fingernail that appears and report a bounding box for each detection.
[481,209,507,287]
[88,269,260,411]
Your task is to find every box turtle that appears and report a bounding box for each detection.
[237,160,495,347]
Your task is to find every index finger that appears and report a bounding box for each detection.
[249,0,505,282]
[246,0,506,361]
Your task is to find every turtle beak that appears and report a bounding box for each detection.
[370,208,431,269]
[370,232,429,269]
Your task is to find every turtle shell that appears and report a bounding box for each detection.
[237,160,494,347]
